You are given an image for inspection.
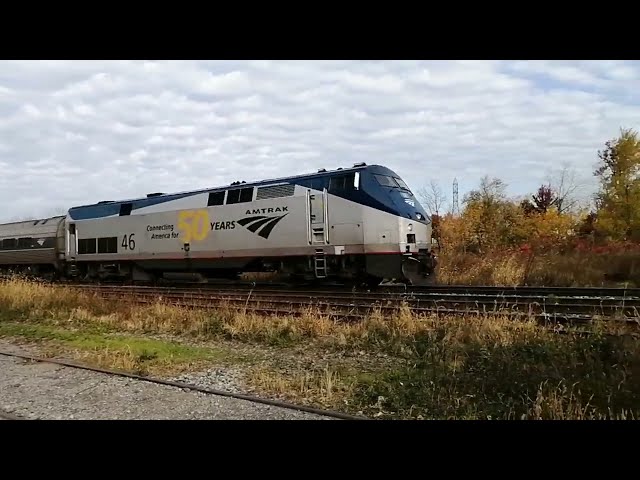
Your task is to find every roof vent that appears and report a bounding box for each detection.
[353,162,366,167]
[337,167,343,170]
[147,192,164,198]
[98,201,113,204]
[317,168,326,173]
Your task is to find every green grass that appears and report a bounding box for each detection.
[0,321,228,375]
[350,333,640,419]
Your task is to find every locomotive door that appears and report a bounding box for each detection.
[307,188,329,245]
[67,223,77,259]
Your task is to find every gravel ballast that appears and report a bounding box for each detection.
[0,341,331,420]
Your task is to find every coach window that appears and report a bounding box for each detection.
[18,238,32,249]
[2,238,16,250]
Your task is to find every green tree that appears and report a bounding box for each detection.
[594,128,640,240]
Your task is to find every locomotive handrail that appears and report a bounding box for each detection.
[305,189,312,245]
[323,187,329,244]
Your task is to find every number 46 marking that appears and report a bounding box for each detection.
[122,233,136,250]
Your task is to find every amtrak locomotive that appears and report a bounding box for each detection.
[0,163,437,287]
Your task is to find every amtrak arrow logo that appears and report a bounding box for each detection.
[237,213,288,239]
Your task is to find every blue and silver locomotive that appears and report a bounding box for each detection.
[0,163,437,286]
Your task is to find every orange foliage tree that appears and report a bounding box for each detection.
[425,125,640,261]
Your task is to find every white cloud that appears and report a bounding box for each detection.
[22,104,42,117]
[197,70,251,95]
[0,60,638,221]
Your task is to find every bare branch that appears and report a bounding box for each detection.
[417,180,447,217]
[547,163,581,214]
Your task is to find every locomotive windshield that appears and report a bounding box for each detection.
[374,174,413,194]
[393,177,411,191]
[362,166,428,223]
[374,175,398,187]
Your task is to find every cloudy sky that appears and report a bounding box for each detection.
[0,60,638,222]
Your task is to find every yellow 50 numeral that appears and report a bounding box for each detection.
[178,209,210,243]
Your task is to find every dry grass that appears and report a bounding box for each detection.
[248,366,353,407]
[436,250,640,287]
[1,277,640,419]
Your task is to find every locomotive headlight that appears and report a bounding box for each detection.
[408,223,413,231]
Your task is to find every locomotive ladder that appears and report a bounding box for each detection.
[314,249,327,279]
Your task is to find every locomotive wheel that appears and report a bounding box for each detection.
[401,257,436,286]
[347,274,382,291]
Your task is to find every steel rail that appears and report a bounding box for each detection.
[0,350,367,421]
[99,296,640,336]
[69,285,640,314]
[0,409,25,420]
[72,285,640,303]
[4,275,640,298]
[68,282,640,298]
[87,290,640,312]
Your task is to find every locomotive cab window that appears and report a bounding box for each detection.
[226,187,253,204]
[394,177,411,191]
[329,173,356,192]
[374,175,399,188]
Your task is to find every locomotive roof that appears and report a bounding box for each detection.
[69,163,395,211]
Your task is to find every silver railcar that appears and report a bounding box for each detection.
[0,216,66,278]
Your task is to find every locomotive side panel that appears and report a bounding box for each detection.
[324,191,365,250]
[68,186,312,269]
[361,207,401,252]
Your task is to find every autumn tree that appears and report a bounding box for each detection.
[520,184,557,215]
[593,127,640,240]
[462,176,515,252]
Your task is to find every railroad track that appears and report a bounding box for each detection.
[7,273,640,297]
[0,350,367,420]
[5,276,640,328]
[65,283,640,329]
